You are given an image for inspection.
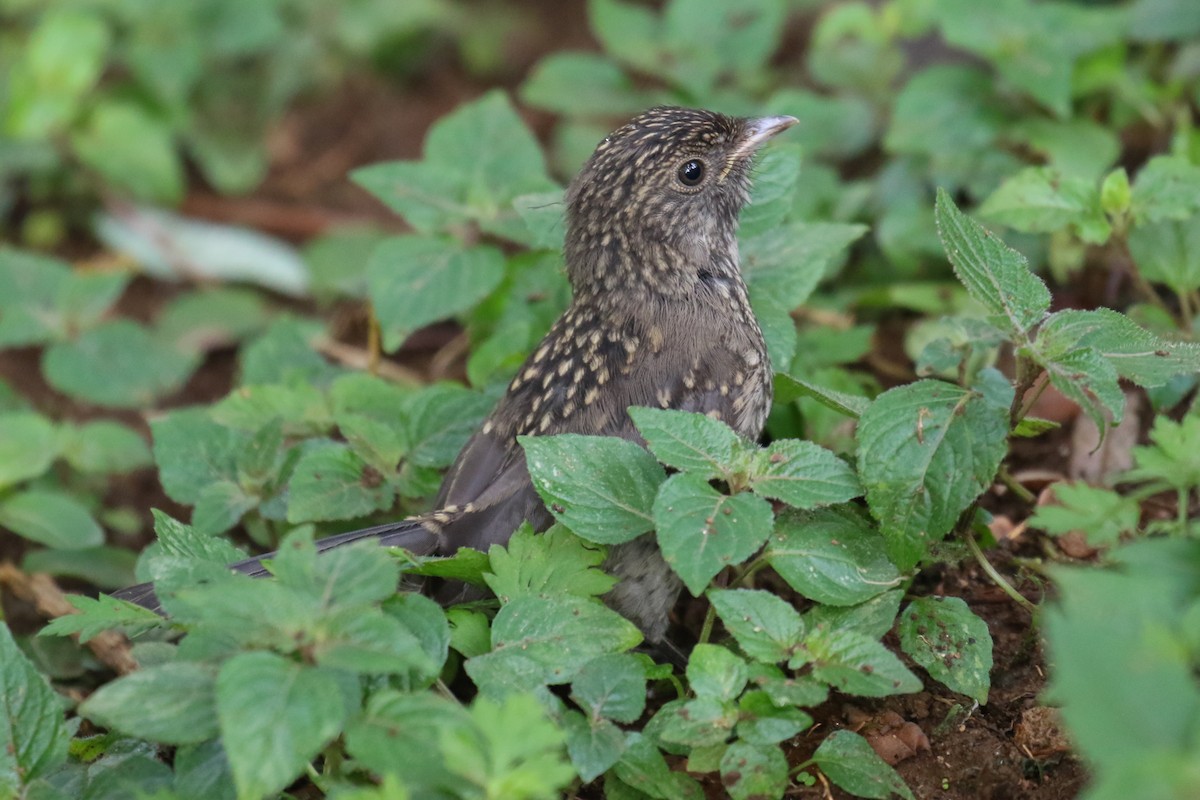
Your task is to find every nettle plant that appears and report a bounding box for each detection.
[10,91,1200,800]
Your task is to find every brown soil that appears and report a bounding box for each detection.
[0,6,1093,797]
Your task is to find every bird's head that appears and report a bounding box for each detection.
[564,107,797,296]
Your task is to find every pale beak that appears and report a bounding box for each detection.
[723,115,799,176]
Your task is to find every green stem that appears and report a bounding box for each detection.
[1177,487,1189,536]
[966,529,1037,615]
[697,604,718,646]
[997,466,1037,504]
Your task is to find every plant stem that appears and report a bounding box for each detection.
[698,604,717,646]
[997,466,1037,504]
[367,303,382,376]
[966,529,1037,615]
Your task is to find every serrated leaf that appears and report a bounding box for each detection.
[767,507,902,605]
[0,624,69,795]
[709,588,804,664]
[687,644,748,702]
[1130,155,1200,223]
[720,741,789,800]
[43,320,199,408]
[1037,344,1125,432]
[934,188,1051,336]
[570,653,646,724]
[216,653,348,799]
[563,711,626,783]
[748,439,862,509]
[979,167,1110,243]
[1028,483,1140,547]
[485,524,616,602]
[612,733,704,800]
[353,91,556,241]
[466,595,642,694]
[0,489,103,549]
[345,691,471,795]
[521,51,650,116]
[80,662,218,745]
[522,434,665,545]
[814,730,914,800]
[41,593,165,643]
[441,694,575,799]
[774,372,869,418]
[628,407,742,479]
[368,235,505,351]
[898,597,992,704]
[804,589,904,641]
[856,379,1011,570]
[286,443,394,523]
[404,384,492,468]
[654,697,737,748]
[802,628,922,697]
[737,690,812,745]
[1128,216,1200,297]
[652,475,774,595]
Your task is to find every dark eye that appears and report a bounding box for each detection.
[677,159,706,187]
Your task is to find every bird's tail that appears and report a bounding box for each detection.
[111,519,438,612]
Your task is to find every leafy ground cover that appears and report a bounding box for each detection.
[2,0,1200,798]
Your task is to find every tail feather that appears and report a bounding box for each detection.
[111,519,438,612]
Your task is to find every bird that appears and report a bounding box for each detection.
[114,107,798,643]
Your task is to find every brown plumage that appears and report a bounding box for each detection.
[115,107,797,642]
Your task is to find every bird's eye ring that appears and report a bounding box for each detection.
[677,159,706,187]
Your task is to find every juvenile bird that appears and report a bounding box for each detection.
[115,107,797,642]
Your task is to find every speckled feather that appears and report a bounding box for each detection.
[115,107,794,641]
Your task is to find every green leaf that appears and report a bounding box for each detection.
[41,593,165,643]
[1127,415,1200,494]
[521,52,650,116]
[4,9,109,138]
[43,320,199,408]
[720,741,789,800]
[1128,216,1200,296]
[216,652,348,799]
[737,690,812,746]
[156,286,271,350]
[345,691,471,795]
[1033,340,1125,432]
[0,248,69,346]
[192,480,258,535]
[748,439,862,509]
[71,102,183,203]
[80,662,218,745]
[886,66,1003,161]
[467,595,642,694]
[59,421,151,474]
[814,730,914,800]
[687,644,748,702]
[767,507,903,605]
[0,489,103,549]
[570,653,646,724]
[313,607,437,677]
[1029,483,1140,547]
[404,383,492,468]
[368,235,506,351]
[652,475,774,596]
[150,509,245,567]
[441,694,575,799]
[934,188,1051,336]
[239,318,342,386]
[709,588,804,664]
[774,373,869,419]
[856,378,1011,571]
[611,733,704,800]
[979,167,1110,244]
[804,589,904,641]
[286,443,394,523]
[628,407,742,480]
[802,628,921,697]
[0,412,58,489]
[23,545,136,589]
[151,410,243,504]
[522,434,665,545]
[562,711,626,783]
[898,597,993,704]
[485,524,616,602]
[353,91,555,241]
[1130,155,1200,223]
[0,624,69,795]
[653,696,737,748]
[1043,542,1200,785]
[743,221,868,309]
